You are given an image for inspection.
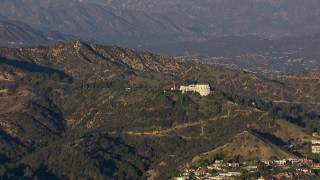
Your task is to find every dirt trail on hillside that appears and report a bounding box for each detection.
[115,109,257,138]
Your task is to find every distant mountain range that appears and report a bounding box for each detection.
[0,20,73,47]
[1,0,320,49]
[0,0,196,47]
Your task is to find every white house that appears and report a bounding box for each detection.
[274,159,286,166]
[172,176,189,180]
[312,140,320,144]
[312,140,320,154]
[219,172,241,177]
[287,158,300,164]
[179,84,210,96]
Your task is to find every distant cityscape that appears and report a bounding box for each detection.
[174,158,319,180]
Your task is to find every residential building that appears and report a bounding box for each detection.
[296,168,312,173]
[312,140,320,144]
[195,166,207,176]
[312,163,320,169]
[208,176,228,180]
[287,158,300,164]
[312,140,320,154]
[261,160,272,166]
[274,159,286,166]
[172,176,189,180]
[227,163,240,168]
[243,165,258,172]
[299,158,313,165]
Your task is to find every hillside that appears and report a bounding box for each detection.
[190,115,315,166]
[191,130,296,165]
[0,41,302,100]
[0,41,319,179]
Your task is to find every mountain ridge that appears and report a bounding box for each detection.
[0,20,74,47]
